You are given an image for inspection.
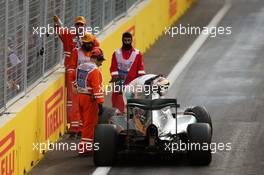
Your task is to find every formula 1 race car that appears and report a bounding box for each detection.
[94,75,213,166]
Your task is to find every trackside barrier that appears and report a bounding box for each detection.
[0,0,194,174]
[0,73,66,175]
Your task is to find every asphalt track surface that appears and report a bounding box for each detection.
[29,0,264,174]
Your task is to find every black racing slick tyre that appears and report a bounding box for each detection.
[187,123,212,166]
[185,106,212,132]
[93,124,118,166]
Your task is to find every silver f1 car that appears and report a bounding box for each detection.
[94,74,213,166]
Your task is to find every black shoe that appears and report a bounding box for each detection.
[69,132,78,140]
[77,132,82,140]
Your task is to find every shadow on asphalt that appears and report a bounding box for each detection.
[112,153,193,167]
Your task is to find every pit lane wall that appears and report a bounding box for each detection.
[0,0,193,174]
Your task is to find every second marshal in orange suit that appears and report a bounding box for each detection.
[53,15,100,135]
[67,33,99,135]
[73,48,105,154]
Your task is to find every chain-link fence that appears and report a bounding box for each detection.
[0,0,143,112]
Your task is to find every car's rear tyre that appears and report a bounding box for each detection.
[185,106,212,132]
[187,123,212,166]
[93,124,118,166]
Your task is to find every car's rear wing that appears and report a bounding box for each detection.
[126,98,180,140]
[127,98,180,110]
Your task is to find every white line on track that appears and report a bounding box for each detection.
[167,0,232,87]
[91,1,231,175]
[92,167,111,175]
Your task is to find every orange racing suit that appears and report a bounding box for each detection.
[56,25,99,132]
[75,62,104,153]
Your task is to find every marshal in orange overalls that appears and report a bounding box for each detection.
[74,48,105,154]
[54,15,99,133]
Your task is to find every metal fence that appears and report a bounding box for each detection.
[0,0,143,113]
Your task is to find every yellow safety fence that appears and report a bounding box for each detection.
[0,75,66,175]
[0,0,193,174]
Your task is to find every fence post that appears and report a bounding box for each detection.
[3,0,8,111]
[42,0,47,77]
[24,0,29,93]
[102,0,105,29]
[125,0,128,15]
[60,0,66,66]
[112,0,116,23]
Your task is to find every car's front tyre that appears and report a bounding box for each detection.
[185,106,212,134]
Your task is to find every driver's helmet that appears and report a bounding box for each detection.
[153,77,170,96]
